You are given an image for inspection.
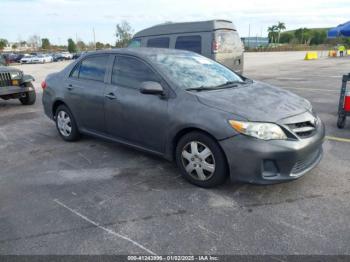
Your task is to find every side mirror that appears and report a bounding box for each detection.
[140,81,164,95]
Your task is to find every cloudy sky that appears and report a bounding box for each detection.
[1,0,349,45]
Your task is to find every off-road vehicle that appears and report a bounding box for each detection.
[0,54,36,105]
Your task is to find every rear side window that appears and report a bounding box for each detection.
[78,55,108,82]
[175,35,202,54]
[128,39,141,48]
[147,37,170,48]
[215,30,242,53]
[112,56,159,89]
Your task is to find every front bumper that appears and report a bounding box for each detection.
[0,85,33,96]
[219,120,325,184]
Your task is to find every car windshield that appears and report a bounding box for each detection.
[148,53,244,90]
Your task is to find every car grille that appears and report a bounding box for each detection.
[286,120,316,138]
[291,149,322,176]
[0,72,11,87]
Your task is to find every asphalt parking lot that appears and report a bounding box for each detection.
[0,51,349,255]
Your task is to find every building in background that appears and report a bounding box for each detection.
[241,37,269,49]
[3,42,32,52]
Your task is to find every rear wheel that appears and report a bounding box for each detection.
[175,131,228,188]
[337,114,346,129]
[55,105,80,141]
[19,82,36,105]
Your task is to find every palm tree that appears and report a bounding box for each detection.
[276,22,286,44]
[267,25,278,43]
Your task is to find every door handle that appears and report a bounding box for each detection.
[105,93,117,100]
[67,84,74,90]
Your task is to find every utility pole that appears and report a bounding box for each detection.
[93,28,96,50]
[248,24,251,49]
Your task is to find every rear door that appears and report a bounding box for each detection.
[65,54,109,133]
[104,55,169,153]
[213,30,244,73]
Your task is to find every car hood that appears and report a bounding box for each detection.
[194,81,311,122]
[0,66,21,73]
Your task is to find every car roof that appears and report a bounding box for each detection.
[133,20,236,38]
[82,47,196,59]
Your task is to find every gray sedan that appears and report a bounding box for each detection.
[42,48,325,187]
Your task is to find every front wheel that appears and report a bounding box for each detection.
[175,131,228,188]
[19,83,36,105]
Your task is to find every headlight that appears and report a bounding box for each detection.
[229,120,287,140]
[10,71,21,79]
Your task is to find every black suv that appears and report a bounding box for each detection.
[0,54,36,105]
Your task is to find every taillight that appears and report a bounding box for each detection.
[212,40,219,53]
[345,91,350,112]
[41,80,47,89]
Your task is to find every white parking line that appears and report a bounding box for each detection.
[53,199,157,255]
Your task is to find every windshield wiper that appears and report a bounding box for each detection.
[186,83,240,92]
[185,86,216,92]
[216,81,241,88]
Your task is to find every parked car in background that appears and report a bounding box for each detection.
[72,52,86,59]
[53,53,65,62]
[6,53,17,64]
[129,20,245,73]
[61,52,73,60]
[42,48,324,187]
[20,55,34,64]
[31,54,53,63]
[8,53,25,63]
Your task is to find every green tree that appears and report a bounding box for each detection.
[280,32,293,43]
[96,42,105,49]
[41,38,51,50]
[310,30,327,45]
[115,21,133,48]
[276,22,286,43]
[0,38,8,50]
[294,28,311,44]
[67,38,77,53]
[267,25,278,43]
[12,43,18,50]
[76,40,86,51]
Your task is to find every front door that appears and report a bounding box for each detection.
[104,55,169,153]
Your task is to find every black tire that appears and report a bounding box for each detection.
[19,83,36,105]
[175,131,228,188]
[55,105,80,141]
[337,114,346,129]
